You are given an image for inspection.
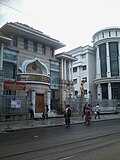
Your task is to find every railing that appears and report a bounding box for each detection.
[0,95,29,122]
[65,97,119,114]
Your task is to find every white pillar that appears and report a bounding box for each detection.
[0,43,4,70]
[64,59,66,80]
[69,62,71,81]
[63,90,67,101]
[97,84,102,100]
[47,90,51,112]
[71,61,73,81]
[118,42,120,76]
[31,90,36,113]
[77,66,80,83]
[61,58,64,80]
[108,83,112,100]
[96,46,101,78]
[106,42,111,77]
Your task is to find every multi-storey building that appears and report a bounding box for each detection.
[67,45,96,99]
[67,27,120,101]
[0,22,76,119]
[93,27,120,100]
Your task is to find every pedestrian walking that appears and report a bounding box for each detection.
[64,104,71,126]
[29,102,34,119]
[94,103,100,119]
[82,103,87,118]
[42,105,49,119]
[42,112,45,119]
[45,105,49,119]
[85,106,92,125]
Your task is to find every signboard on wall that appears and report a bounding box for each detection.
[17,74,50,83]
[11,99,21,108]
[4,81,26,90]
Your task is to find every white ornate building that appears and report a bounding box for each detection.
[67,27,120,101]
[93,27,120,100]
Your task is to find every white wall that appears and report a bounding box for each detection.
[67,45,96,99]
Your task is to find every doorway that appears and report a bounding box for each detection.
[36,93,44,113]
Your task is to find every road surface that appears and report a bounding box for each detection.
[0,119,120,160]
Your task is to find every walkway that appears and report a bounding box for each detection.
[0,113,120,133]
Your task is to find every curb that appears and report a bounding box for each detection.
[0,114,120,133]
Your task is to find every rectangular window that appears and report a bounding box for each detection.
[99,43,107,77]
[42,45,46,55]
[109,42,119,76]
[33,42,37,52]
[101,83,108,99]
[73,79,77,84]
[3,61,17,80]
[12,36,17,47]
[50,61,60,89]
[111,83,120,99]
[82,65,86,70]
[82,77,87,82]
[50,48,54,57]
[24,39,28,50]
[3,90,16,95]
[84,90,87,95]
[73,67,77,72]
[102,32,104,38]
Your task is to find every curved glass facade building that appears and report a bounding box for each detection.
[93,27,120,100]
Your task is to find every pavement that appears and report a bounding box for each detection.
[0,113,120,133]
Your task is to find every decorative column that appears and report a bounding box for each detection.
[63,90,67,101]
[108,83,112,100]
[69,62,71,81]
[64,59,66,80]
[31,90,36,113]
[96,46,101,78]
[61,58,64,80]
[0,43,4,70]
[47,90,51,112]
[0,43,4,95]
[97,84,102,100]
[106,42,111,77]
[71,61,73,81]
[69,61,72,81]
[77,66,80,84]
[118,42,120,76]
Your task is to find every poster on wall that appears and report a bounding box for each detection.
[11,99,21,108]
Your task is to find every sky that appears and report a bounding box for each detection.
[0,0,120,54]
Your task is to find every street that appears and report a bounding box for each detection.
[0,119,120,160]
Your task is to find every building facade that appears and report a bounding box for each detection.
[0,22,76,118]
[93,27,120,100]
[66,27,120,101]
[66,45,96,99]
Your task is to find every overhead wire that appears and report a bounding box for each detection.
[0,1,31,17]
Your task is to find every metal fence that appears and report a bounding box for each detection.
[0,95,29,121]
[67,97,120,114]
[0,95,120,122]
